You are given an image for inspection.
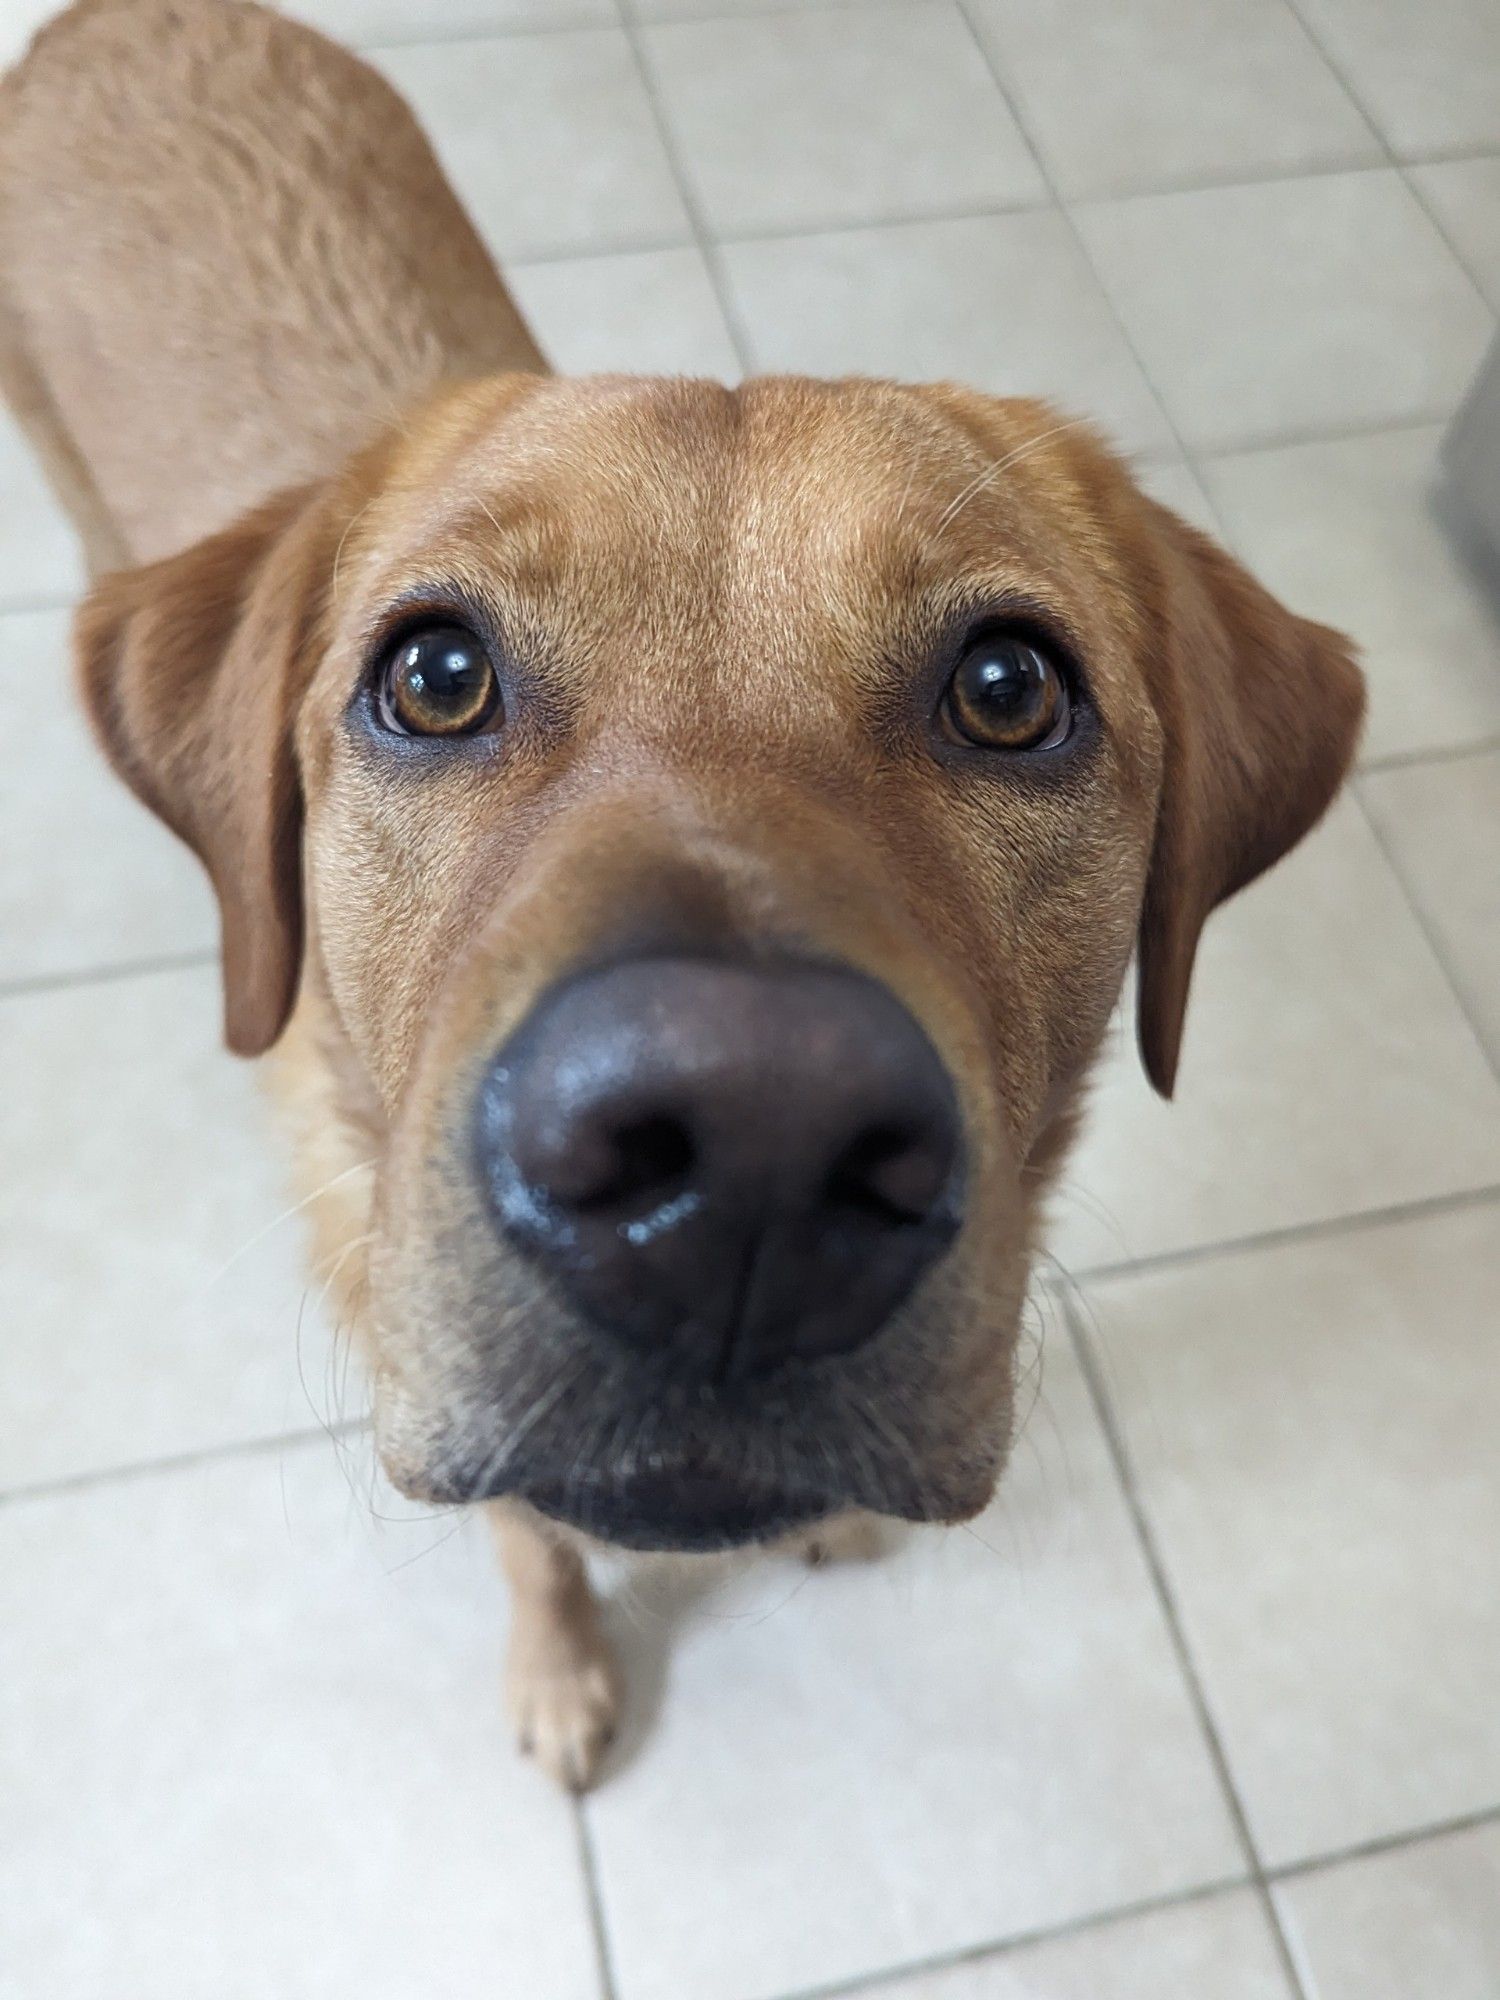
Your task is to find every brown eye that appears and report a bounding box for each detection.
[942,634,1071,751]
[379,623,500,737]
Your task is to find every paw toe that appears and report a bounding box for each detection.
[508,1657,620,1793]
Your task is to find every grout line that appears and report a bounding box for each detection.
[1370,167,1496,328]
[0,1418,369,1512]
[1398,144,1500,171]
[613,0,759,376]
[627,0,918,25]
[501,190,1058,272]
[1267,1799,1500,1887]
[1150,402,1470,464]
[0,947,217,1005]
[948,0,1193,465]
[1360,732,1500,776]
[765,1874,1255,2000]
[1352,779,1500,1085]
[0,589,79,617]
[505,229,700,269]
[1057,152,1404,208]
[1146,453,1233,540]
[1368,164,1498,318]
[360,7,627,53]
[1188,410,1449,470]
[1276,0,1499,325]
[765,1783,1500,2000]
[1071,1180,1500,1290]
[573,1801,622,2000]
[1266,3,1409,168]
[702,194,1057,251]
[1057,1288,1310,2000]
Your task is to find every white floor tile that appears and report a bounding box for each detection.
[0,414,83,611]
[0,610,215,987]
[868,1889,1291,1998]
[1293,0,1500,158]
[1410,158,1500,314]
[0,1443,600,2000]
[509,246,739,377]
[1275,1822,1500,2000]
[968,0,1379,200]
[1049,798,1500,1273]
[1198,428,1500,764]
[642,3,1046,239]
[1081,1201,1500,1864]
[375,31,689,262]
[0,967,325,1492]
[0,0,56,68]
[721,212,1175,459]
[1073,171,1493,453]
[1362,749,1500,1070]
[586,1331,1243,2000]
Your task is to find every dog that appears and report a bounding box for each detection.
[0,0,1363,1789]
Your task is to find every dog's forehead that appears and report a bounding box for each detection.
[447,373,984,506]
[365,374,1115,628]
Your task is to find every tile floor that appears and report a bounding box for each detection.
[2,0,1498,1996]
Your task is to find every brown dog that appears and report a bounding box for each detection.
[1,0,1363,1789]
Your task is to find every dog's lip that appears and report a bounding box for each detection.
[513,1466,832,1552]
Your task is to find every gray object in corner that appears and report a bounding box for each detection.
[1445,334,1500,571]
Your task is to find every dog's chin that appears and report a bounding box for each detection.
[506,1450,1000,1551]
[517,1467,833,1552]
[387,1423,1001,1552]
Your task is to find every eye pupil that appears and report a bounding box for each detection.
[944,634,1070,751]
[380,622,500,737]
[971,649,1030,709]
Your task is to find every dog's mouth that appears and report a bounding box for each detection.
[516,1461,833,1552]
[388,1343,1004,1551]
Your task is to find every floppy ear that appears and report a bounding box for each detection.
[75,483,336,1057]
[1136,502,1365,1098]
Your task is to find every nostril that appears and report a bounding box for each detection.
[826,1122,952,1225]
[573,1112,696,1214]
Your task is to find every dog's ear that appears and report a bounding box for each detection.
[75,482,337,1057]
[1136,501,1365,1097]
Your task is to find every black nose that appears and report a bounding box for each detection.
[474,956,964,1380]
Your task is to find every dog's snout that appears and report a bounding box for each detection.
[475,957,964,1379]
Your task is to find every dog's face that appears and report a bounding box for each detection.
[78,374,1362,1549]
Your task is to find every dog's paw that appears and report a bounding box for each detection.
[797,1511,886,1567]
[506,1641,620,1793]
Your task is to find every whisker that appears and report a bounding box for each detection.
[190,1158,377,1308]
[307,1232,375,1427]
[383,1513,469,1576]
[956,1517,1010,1562]
[892,453,920,533]
[330,493,383,605]
[933,416,1095,535]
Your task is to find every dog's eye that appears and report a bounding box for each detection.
[378,623,501,737]
[941,633,1071,752]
